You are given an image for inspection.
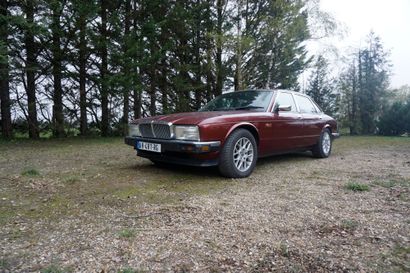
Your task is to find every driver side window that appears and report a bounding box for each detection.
[274,92,297,112]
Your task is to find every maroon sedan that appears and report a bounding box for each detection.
[125,89,339,178]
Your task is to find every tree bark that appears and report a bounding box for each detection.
[51,1,64,137]
[100,0,109,136]
[149,62,156,116]
[24,1,39,139]
[121,0,131,134]
[78,5,87,135]
[194,0,202,110]
[132,0,141,119]
[215,0,224,96]
[0,0,12,138]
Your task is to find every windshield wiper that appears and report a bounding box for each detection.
[234,106,264,110]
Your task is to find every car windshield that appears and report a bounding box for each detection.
[199,91,273,112]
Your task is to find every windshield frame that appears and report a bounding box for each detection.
[198,90,274,112]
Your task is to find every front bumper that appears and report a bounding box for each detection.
[332,132,341,139]
[124,136,221,167]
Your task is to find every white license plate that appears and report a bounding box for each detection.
[137,141,161,153]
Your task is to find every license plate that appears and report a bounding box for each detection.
[137,141,161,153]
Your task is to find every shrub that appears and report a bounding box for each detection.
[345,182,370,192]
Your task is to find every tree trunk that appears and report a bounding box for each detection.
[0,0,12,138]
[51,2,64,137]
[149,64,156,116]
[215,0,224,96]
[132,0,141,119]
[24,1,39,139]
[160,59,168,114]
[100,0,109,136]
[194,0,202,110]
[121,0,131,135]
[79,8,87,135]
[234,2,243,91]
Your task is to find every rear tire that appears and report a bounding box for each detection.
[312,129,332,158]
[218,129,258,178]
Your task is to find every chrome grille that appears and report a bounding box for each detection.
[139,124,154,138]
[153,124,171,139]
[139,122,171,139]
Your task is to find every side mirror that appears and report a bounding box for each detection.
[276,104,292,112]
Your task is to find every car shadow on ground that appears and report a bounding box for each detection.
[255,151,314,167]
[122,160,222,178]
[123,152,314,179]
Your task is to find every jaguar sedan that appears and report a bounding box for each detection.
[125,89,339,178]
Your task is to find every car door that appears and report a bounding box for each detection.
[266,91,305,153]
[293,94,324,146]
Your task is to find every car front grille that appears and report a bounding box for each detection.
[139,122,172,139]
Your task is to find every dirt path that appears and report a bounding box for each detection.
[1,137,409,272]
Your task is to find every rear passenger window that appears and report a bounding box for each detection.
[294,95,317,113]
[274,93,297,112]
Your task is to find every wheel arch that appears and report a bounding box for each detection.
[224,123,260,146]
[323,123,333,133]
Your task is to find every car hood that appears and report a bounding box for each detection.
[133,111,263,125]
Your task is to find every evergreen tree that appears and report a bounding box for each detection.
[23,0,40,139]
[357,32,390,134]
[339,58,361,135]
[0,0,13,138]
[306,55,337,115]
[338,32,391,135]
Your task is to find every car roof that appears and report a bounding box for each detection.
[239,89,310,97]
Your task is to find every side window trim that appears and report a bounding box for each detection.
[290,92,300,113]
[294,94,317,114]
[274,91,299,113]
[310,99,323,113]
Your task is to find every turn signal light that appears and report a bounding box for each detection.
[201,145,210,152]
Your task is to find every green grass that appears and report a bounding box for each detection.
[62,176,80,184]
[21,168,40,176]
[118,228,136,238]
[340,219,359,231]
[0,258,9,270]
[373,178,410,188]
[345,182,370,192]
[333,135,410,153]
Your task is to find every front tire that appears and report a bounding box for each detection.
[312,129,332,158]
[218,129,258,178]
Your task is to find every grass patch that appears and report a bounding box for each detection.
[333,135,410,152]
[0,258,10,270]
[62,176,80,184]
[118,228,136,238]
[345,182,370,192]
[340,219,359,231]
[379,245,410,273]
[279,242,290,257]
[373,178,410,188]
[21,168,40,176]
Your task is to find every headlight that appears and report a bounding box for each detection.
[174,125,200,141]
[128,124,141,137]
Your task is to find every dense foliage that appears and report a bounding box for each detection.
[0,1,407,138]
[305,55,338,115]
[377,86,410,136]
[0,0,318,138]
[338,32,392,135]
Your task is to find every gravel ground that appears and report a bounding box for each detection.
[0,136,409,272]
